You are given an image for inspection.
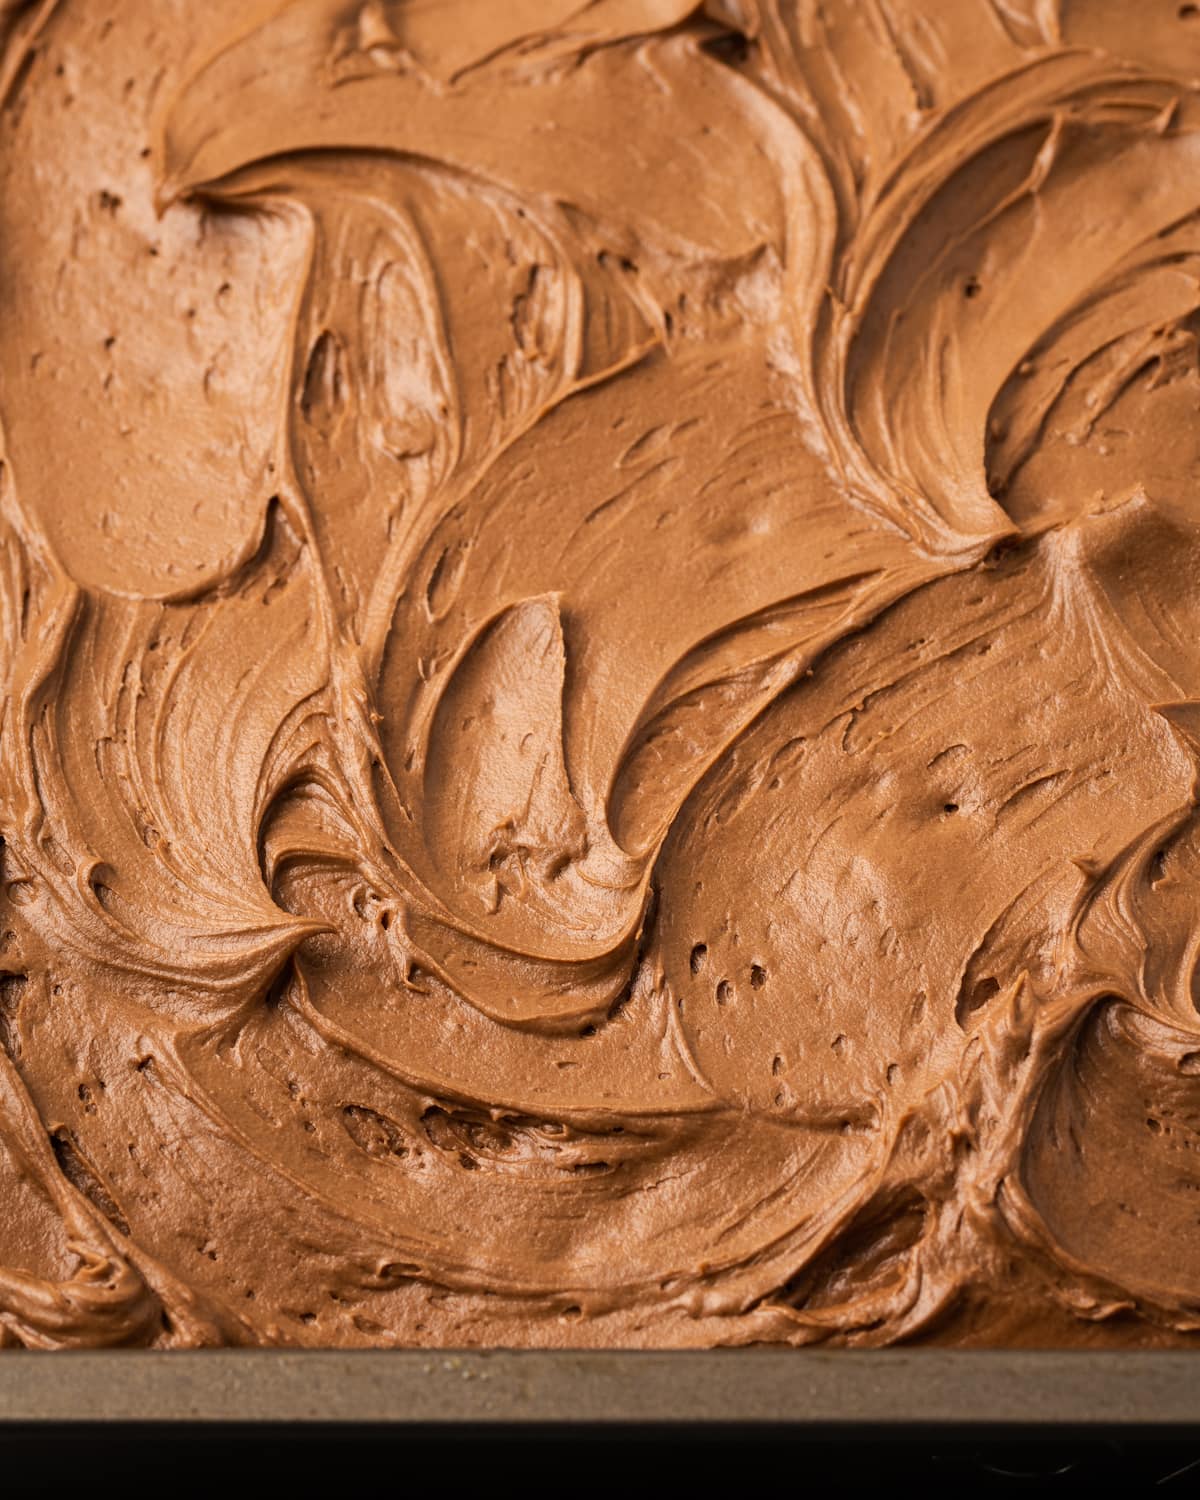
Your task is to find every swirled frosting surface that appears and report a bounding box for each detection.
[1,0,1200,1348]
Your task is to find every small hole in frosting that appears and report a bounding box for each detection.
[956,975,1001,1028]
[703,31,750,64]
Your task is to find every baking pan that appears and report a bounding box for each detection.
[1,1351,1198,1494]
[0,1348,1195,1427]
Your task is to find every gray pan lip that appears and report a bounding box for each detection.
[0,1348,1195,1427]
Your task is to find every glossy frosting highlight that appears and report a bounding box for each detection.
[1,0,1200,1347]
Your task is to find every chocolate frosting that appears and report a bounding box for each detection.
[1,0,1200,1348]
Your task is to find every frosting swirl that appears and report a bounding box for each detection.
[1,0,1200,1347]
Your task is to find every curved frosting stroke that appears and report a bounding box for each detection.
[0,0,1199,1347]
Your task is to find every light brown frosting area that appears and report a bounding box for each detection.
[1,0,1200,1348]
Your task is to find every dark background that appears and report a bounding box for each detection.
[1,1427,1198,1493]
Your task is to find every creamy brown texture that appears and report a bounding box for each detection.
[1,0,1200,1349]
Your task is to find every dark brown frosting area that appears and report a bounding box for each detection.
[1,0,1200,1347]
